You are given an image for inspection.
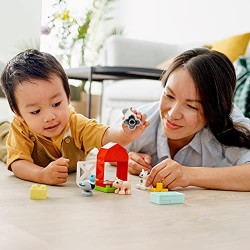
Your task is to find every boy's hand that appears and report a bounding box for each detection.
[122,108,149,140]
[41,157,69,185]
[128,152,152,175]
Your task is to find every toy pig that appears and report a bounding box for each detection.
[112,177,131,195]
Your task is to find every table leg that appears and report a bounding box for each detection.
[99,82,104,122]
[87,67,93,118]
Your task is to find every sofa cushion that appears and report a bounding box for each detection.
[103,79,163,103]
[0,59,5,71]
[156,58,174,70]
[210,32,250,62]
[155,42,205,70]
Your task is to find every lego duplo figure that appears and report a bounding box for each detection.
[122,108,141,130]
[112,177,131,195]
[136,169,149,190]
[79,174,96,197]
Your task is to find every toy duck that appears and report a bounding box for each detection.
[79,174,96,197]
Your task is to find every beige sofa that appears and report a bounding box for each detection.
[0,58,13,120]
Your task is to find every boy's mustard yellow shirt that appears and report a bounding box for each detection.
[6,105,109,169]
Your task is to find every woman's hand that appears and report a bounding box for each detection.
[41,157,69,185]
[146,158,190,189]
[128,152,152,175]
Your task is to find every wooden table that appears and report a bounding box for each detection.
[1,160,250,250]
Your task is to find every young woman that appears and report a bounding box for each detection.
[127,48,250,191]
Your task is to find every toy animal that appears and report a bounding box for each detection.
[112,177,131,195]
[122,108,141,130]
[136,169,149,190]
[79,174,96,197]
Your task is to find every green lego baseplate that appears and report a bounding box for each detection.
[95,185,116,193]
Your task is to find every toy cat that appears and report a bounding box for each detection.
[136,169,149,190]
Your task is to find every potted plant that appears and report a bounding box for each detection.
[42,0,123,118]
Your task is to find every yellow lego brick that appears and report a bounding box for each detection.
[155,183,163,191]
[30,184,47,200]
[149,183,168,192]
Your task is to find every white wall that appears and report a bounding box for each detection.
[0,0,42,61]
[1,0,247,61]
[114,0,250,44]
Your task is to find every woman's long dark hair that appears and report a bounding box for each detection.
[161,48,250,148]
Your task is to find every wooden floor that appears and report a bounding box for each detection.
[1,161,250,250]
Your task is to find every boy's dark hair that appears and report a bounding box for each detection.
[161,48,250,148]
[0,49,70,115]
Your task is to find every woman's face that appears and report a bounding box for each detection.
[160,68,206,146]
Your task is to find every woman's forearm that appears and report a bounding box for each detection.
[187,164,250,191]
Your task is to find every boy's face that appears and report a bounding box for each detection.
[15,74,70,138]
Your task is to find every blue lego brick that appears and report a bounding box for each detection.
[150,191,185,205]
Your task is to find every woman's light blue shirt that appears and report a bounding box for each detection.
[125,102,250,167]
